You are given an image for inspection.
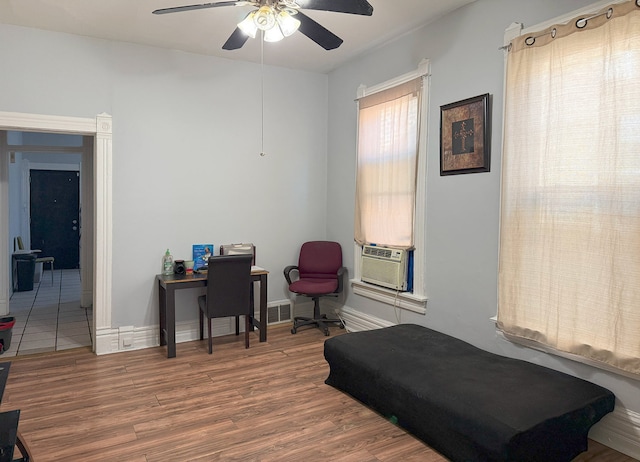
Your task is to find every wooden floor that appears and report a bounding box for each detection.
[2,324,636,462]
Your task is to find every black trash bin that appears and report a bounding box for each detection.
[0,316,16,354]
[13,253,36,292]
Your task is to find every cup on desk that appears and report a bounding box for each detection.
[184,260,195,274]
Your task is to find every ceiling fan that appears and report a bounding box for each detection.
[152,0,374,51]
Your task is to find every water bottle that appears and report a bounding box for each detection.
[162,249,174,275]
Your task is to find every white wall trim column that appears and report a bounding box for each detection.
[93,114,113,354]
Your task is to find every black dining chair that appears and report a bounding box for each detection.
[219,243,257,335]
[198,254,253,354]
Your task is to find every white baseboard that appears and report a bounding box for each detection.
[590,405,640,460]
[95,317,241,354]
[337,305,395,332]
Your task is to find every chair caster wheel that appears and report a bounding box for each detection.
[324,329,330,336]
[340,323,345,329]
[291,328,297,334]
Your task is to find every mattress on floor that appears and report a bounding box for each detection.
[324,324,615,462]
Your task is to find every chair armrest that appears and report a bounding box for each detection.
[336,266,346,294]
[283,265,298,285]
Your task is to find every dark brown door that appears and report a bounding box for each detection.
[30,170,80,269]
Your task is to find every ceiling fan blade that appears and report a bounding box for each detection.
[222,27,251,50]
[293,0,373,16]
[152,1,247,15]
[296,11,343,50]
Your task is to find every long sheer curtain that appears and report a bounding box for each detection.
[354,77,422,249]
[498,1,640,377]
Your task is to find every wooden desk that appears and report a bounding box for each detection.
[157,267,268,358]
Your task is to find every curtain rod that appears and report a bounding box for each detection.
[520,7,614,47]
[499,0,639,51]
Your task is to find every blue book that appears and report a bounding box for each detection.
[192,244,214,270]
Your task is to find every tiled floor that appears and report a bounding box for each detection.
[4,268,92,357]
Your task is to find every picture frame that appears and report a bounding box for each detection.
[440,93,490,175]
[192,244,214,270]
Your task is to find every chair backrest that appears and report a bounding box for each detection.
[205,254,253,318]
[219,243,256,266]
[298,241,342,280]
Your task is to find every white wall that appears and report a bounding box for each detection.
[0,23,329,328]
[327,0,640,432]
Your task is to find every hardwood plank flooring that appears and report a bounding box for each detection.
[1,324,636,461]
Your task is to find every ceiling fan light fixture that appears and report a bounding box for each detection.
[263,24,285,42]
[277,10,300,37]
[154,0,374,51]
[253,5,276,31]
[237,11,258,38]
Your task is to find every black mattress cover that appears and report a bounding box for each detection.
[324,324,615,462]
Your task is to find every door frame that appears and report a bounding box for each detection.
[0,111,112,355]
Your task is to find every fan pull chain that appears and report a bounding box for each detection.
[260,32,266,157]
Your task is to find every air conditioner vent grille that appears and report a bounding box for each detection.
[361,245,408,291]
[363,247,393,259]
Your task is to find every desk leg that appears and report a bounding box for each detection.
[249,283,256,333]
[158,282,177,358]
[159,281,167,347]
[15,430,33,462]
[259,273,267,342]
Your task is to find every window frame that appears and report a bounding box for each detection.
[351,60,430,314]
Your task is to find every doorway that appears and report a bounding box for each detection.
[6,136,87,357]
[0,111,113,355]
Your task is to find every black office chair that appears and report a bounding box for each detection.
[198,254,253,354]
[284,241,345,336]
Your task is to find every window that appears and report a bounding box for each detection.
[351,61,429,313]
[498,1,640,377]
[354,78,421,248]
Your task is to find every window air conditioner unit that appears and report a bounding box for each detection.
[361,245,408,291]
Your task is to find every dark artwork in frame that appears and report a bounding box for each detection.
[440,93,491,175]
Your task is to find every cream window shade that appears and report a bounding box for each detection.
[354,77,422,249]
[498,1,640,377]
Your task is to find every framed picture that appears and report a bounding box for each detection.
[440,93,490,175]
[192,244,214,270]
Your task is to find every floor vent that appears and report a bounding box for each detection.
[267,303,292,325]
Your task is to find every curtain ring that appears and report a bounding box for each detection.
[606,8,613,19]
[636,0,639,7]
[525,36,535,46]
[576,17,588,28]
[551,28,557,38]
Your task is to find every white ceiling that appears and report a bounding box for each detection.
[0,0,475,73]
